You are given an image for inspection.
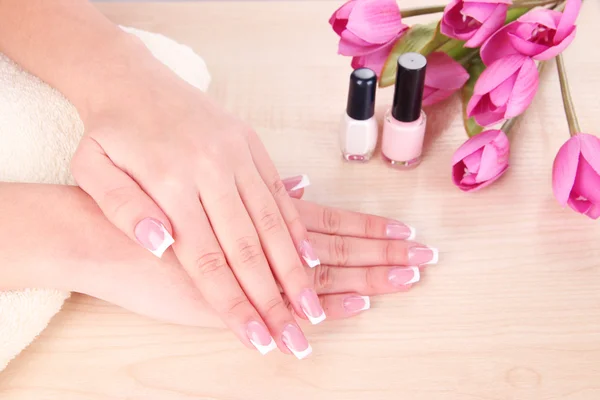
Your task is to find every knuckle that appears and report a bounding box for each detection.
[259,207,283,234]
[314,265,333,291]
[364,268,377,292]
[262,297,286,319]
[331,236,349,267]
[235,237,265,267]
[384,241,395,265]
[267,176,288,199]
[321,207,341,234]
[101,185,140,220]
[223,295,252,317]
[193,251,229,278]
[281,264,305,284]
[363,214,378,238]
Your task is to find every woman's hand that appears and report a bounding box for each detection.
[74,178,437,359]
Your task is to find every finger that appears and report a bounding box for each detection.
[71,137,174,257]
[164,192,278,356]
[234,166,325,325]
[247,134,320,269]
[309,264,421,295]
[198,172,314,358]
[308,232,438,267]
[283,175,309,199]
[292,199,416,240]
[319,293,372,320]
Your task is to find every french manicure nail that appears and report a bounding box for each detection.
[388,266,420,288]
[282,324,312,360]
[386,222,416,240]
[134,217,174,258]
[283,174,310,192]
[299,239,320,268]
[408,246,438,265]
[246,321,276,355]
[299,289,326,324]
[343,295,370,314]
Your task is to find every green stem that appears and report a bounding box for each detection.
[400,5,446,18]
[556,54,581,137]
[513,0,560,8]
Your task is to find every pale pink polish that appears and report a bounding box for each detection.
[246,321,276,355]
[386,222,416,240]
[408,246,439,265]
[388,266,420,288]
[340,68,378,162]
[283,175,310,193]
[299,239,320,268]
[343,295,371,314]
[299,289,326,325]
[282,324,312,360]
[134,218,174,258]
[381,53,428,169]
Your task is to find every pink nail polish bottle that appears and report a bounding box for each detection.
[381,53,427,169]
[340,68,378,162]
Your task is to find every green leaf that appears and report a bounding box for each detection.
[505,7,530,24]
[379,22,450,87]
[461,57,486,137]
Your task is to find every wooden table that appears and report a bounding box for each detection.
[2,1,600,399]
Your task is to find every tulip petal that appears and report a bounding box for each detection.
[461,3,498,22]
[350,40,396,76]
[517,9,560,29]
[555,0,582,43]
[533,27,577,60]
[476,131,510,182]
[464,4,508,48]
[552,136,580,206]
[339,30,380,56]
[425,52,470,90]
[346,0,404,45]
[468,95,507,126]
[451,129,501,166]
[441,0,471,39]
[329,0,356,33]
[473,55,525,96]
[509,33,550,57]
[567,196,594,217]
[579,133,600,176]
[572,158,600,204]
[470,163,509,191]
[489,72,518,106]
[505,57,539,119]
[584,204,600,220]
[462,149,483,173]
[480,22,520,66]
[422,88,454,106]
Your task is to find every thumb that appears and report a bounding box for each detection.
[71,137,174,258]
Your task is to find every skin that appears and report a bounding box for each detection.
[0,183,421,338]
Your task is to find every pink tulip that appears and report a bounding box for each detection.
[329,0,408,75]
[452,129,510,192]
[552,133,600,220]
[481,0,581,65]
[441,0,512,48]
[467,55,538,127]
[422,52,470,107]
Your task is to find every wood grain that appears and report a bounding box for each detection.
[2,1,600,399]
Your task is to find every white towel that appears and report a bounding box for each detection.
[0,26,212,371]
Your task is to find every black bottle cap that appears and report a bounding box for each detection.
[391,53,427,123]
[346,68,377,121]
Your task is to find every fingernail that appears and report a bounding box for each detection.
[343,295,370,314]
[283,174,310,192]
[386,222,416,240]
[282,324,312,360]
[408,246,438,265]
[246,321,276,355]
[299,289,326,324]
[388,266,420,288]
[299,239,320,268]
[134,218,174,258]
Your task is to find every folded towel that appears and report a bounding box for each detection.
[0,26,212,371]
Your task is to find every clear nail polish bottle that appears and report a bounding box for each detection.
[340,68,378,162]
[381,53,427,169]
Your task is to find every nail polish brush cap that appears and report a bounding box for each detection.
[391,52,427,123]
[346,68,377,121]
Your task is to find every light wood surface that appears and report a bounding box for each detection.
[2,1,600,399]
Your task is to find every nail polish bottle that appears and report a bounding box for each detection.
[381,52,427,169]
[340,68,378,162]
